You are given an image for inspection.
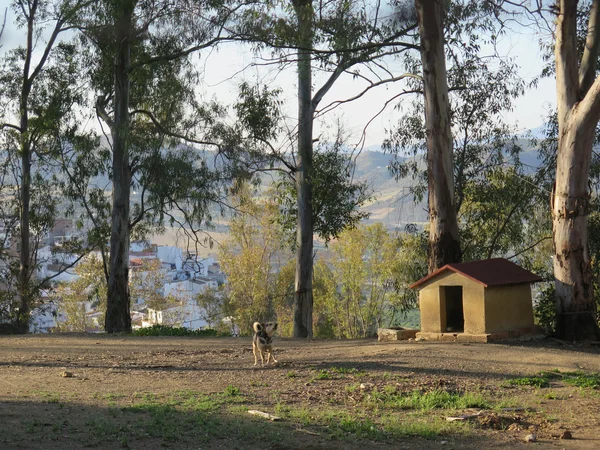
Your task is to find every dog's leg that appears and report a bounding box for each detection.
[266,352,271,365]
[270,351,278,364]
[252,342,258,366]
[260,351,265,367]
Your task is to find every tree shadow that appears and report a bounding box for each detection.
[0,397,546,450]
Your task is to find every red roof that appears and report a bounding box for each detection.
[409,258,543,289]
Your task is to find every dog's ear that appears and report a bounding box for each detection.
[253,322,262,332]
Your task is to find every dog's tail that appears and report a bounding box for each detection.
[253,322,262,333]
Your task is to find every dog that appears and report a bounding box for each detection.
[252,322,278,366]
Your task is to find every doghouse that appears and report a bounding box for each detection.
[410,258,542,342]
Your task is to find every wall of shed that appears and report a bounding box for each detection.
[418,272,486,334]
[483,284,534,333]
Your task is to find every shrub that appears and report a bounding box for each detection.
[132,325,223,337]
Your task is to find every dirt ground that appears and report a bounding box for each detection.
[1,334,599,449]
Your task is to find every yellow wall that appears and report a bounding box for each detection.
[418,272,486,334]
[483,284,534,333]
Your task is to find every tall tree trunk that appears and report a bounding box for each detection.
[16,0,37,333]
[415,0,461,273]
[553,124,599,340]
[292,0,314,338]
[552,0,600,341]
[17,133,31,333]
[105,1,134,333]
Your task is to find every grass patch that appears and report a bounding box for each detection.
[562,371,600,389]
[92,392,125,401]
[310,366,365,381]
[223,385,241,397]
[329,366,362,375]
[275,404,467,441]
[314,369,332,380]
[506,376,549,388]
[366,389,490,411]
[506,370,600,390]
[31,391,61,403]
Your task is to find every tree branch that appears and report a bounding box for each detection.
[315,73,422,118]
[0,123,23,133]
[95,96,115,130]
[555,0,580,125]
[506,236,552,260]
[579,2,600,98]
[129,109,222,150]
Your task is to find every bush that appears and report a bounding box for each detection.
[533,284,556,335]
[132,325,224,337]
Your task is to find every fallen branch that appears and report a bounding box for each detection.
[295,428,321,436]
[248,410,281,421]
[445,410,485,421]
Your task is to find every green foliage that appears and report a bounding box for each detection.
[533,284,557,334]
[326,224,426,338]
[218,184,291,333]
[392,309,421,329]
[216,189,427,339]
[235,82,282,142]
[130,259,179,312]
[195,286,230,331]
[132,325,221,337]
[53,254,108,332]
[275,139,371,246]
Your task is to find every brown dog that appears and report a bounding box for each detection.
[252,322,278,366]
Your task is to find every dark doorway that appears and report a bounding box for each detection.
[443,286,464,332]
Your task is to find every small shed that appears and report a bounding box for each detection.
[410,258,542,342]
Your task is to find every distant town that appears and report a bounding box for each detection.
[2,218,225,333]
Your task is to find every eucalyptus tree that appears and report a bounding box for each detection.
[0,0,95,332]
[413,0,461,272]
[78,0,243,332]
[237,0,419,338]
[548,0,600,340]
[384,1,531,270]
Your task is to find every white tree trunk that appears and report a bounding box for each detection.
[553,0,600,340]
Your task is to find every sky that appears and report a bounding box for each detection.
[0,5,557,150]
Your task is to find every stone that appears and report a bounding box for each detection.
[524,433,536,443]
[377,327,419,342]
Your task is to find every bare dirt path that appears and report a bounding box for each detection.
[1,334,599,449]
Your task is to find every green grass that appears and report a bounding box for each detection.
[314,369,332,380]
[274,403,469,440]
[329,366,362,375]
[506,376,550,388]
[12,384,485,448]
[365,389,489,411]
[223,385,241,397]
[505,370,600,390]
[561,371,600,389]
[31,391,61,403]
[311,366,365,381]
